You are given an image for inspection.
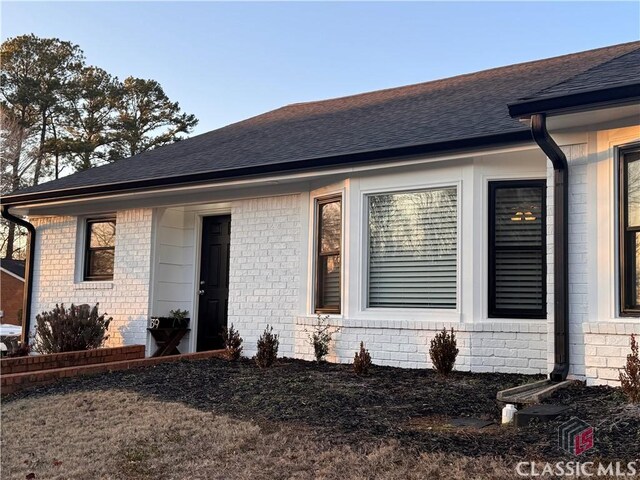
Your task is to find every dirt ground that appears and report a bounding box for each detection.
[2,358,639,479]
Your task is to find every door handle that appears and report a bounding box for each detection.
[198,289,205,295]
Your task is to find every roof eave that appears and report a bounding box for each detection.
[508,82,640,118]
[1,130,532,208]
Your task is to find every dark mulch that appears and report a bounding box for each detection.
[5,358,639,461]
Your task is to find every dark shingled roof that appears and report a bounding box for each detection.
[0,258,25,279]
[518,47,640,101]
[10,41,640,200]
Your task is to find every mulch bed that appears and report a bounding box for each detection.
[5,358,639,462]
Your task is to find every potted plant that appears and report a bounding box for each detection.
[148,309,190,329]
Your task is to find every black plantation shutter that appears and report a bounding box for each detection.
[489,181,546,318]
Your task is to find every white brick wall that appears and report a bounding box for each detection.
[222,190,549,375]
[31,209,153,348]
[227,195,302,357]
[547,144,593,379]
[293,318,547,374]
[547,142,639,386]
[583,323,640,386]
[24,135,639,384]
[566,144,589,378]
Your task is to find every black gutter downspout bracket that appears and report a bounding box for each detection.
[530,113,570,382]
[1,205,36,344]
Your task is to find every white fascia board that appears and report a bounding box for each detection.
[16,142,538,216]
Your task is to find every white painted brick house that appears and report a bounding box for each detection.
[3,42,639,385]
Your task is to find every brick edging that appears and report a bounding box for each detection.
[1,349,227,396]
[0,345,146,375]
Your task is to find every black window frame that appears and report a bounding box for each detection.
[314,195,342,314]
[619,144,640,316]
[488,179,547,319]
[83,217,117,281]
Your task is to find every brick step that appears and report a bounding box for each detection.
[1,349,226,396]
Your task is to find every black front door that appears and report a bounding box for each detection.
[197,215,231,351]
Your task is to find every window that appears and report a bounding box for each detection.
[619,145,640,315]
[367,187,457,309]
[315,197,342,313]
[84,218,116,281]
[488,180,546,318]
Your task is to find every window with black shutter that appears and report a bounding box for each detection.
[489,180,546,318]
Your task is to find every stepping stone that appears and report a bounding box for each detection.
[514,404,570,427]
[449,417,495,429]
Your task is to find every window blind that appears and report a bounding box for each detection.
[489,183,545,317]
[368,188,457,309]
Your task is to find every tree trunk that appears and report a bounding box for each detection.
[33,109,47,185]
[52,121,60,179]
[5,124,25,260]
[81,152,91,171]
[4,223,16,260]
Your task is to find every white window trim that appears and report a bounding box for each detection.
[307,184,347,317]
[74,214,116,286]
[357,180,462,320]
[189,204,233,354]
[594,130,640,322]
[613,139,640,319]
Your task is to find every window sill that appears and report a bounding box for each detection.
[73,282,114,291]
[481,317,548,322]
[583,321,640,335]
[356,308,461,322]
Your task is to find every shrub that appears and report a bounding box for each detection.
[6,341,30,358]
[353,342,372,375]
[33,303,111,354]
[429,327,459,376]
[306,314,341,362]
[222,324,243,361]
[255,325,279,368]
[620,333,640,403]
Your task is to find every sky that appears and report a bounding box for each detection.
[2,1,639,136]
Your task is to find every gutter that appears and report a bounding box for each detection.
[509,82,640,118]
[2,130,532,208]
[1,205,35,344]
[530,113,569,382]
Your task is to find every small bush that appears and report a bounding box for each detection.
[6,341,30,358]
[255,325,279,368]
[429,328,459,376]
[353,342,372,375]
[620,333,640,403]
[306,314,340,362]
[222,324,243,361]
[33,303,111,354]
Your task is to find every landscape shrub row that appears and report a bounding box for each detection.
[9,304,640,403]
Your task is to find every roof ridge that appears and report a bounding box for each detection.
[523,43,640,99]
[282,40,640,108]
